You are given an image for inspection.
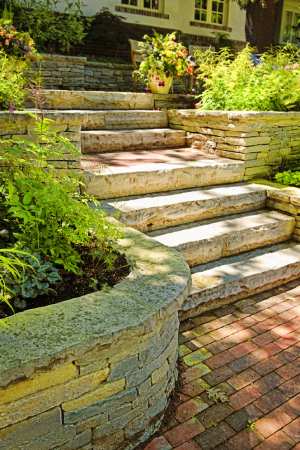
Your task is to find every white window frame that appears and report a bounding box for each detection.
[282,9,300,43]
[194,0,228,26]
[121,0,163,12]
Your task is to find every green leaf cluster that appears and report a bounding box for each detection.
[8,253,61,305]
[0,51,28,110]
[195,44,300,111]
[275,170,300,186]
[0,248,29,308]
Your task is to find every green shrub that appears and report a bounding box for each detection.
[0,51,28,110]
[275,170,300,186]
[8,253,61,308]
[0,118,121,274]
[4,0,89,53]
[195,44,300,111]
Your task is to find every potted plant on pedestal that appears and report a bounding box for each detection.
[134,32,192,94]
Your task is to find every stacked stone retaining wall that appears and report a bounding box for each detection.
[168,110,300,179]
[31,54,186,93]
[0,112,81,170]
[0,227,190,450]
[262,182,300,242]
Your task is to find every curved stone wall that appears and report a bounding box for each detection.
[0,227,190,450]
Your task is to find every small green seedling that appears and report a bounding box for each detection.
[206,387,229,404]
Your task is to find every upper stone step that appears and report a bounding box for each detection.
[148,210,295,267]
[103,183,267,232]
[25,109,168,131]
[180,242,300,320]
[83,150,245,199]
[81,128,186,153]
[27,90,155,110]
[26,90,195,110]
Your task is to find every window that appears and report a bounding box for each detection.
[121,0,138,5]
[121,0,161,11]
[194,0,227,25]
[282,10,300,44]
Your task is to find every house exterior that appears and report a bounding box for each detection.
[82,0,247,50]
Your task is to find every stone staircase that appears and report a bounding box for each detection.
[39,91,300,319]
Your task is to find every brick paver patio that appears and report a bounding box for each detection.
[144,282,300,450]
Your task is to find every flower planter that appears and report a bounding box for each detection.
[149,73,173,94]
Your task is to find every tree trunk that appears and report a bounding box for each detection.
[245,0,283,52]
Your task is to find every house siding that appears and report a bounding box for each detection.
[81,0,246,44]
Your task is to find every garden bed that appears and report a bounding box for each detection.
[0,247,129,319]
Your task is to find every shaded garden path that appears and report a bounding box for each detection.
[145,281,300,450]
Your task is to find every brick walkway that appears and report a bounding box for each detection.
[144,282,300,450]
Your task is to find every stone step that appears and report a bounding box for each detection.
[148,210,295,267]
[81,128,186,153]
[103,183,267,232]
[26,90,156,110]
[24,109,168,131]
[180,242,300,320]
[83,150,245,199]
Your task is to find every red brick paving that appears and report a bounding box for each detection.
[144,282,300,449]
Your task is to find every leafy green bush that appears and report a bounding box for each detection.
[0,51,28,110]
[1,118,121,274]
[8,254,61,308]
[4,0,89,53]
[195,44,300,111]
[275,170,300,186]
[0,117,123,312]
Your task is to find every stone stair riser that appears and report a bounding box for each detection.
[107,190,267,232]
[29,90,156,110]
[85,164,245,199]
[177,220,295,267]
[81,110,168,131]
[81,129,186,153]
[181,262,300,320]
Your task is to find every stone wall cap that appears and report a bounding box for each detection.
[171,109,300,119]
[0,225,190,387]
[40,53,87,64]
[0,110,82,126]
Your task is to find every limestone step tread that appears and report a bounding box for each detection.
[103,183,267,232]
[81,148,241,172]
[148,210,295,267]
[83,151,245,199]
[26,90,156,110]
[180,242,300,319]
[81,128,186,153]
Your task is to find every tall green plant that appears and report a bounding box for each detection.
[0,117,121,275]
[0,248,29,308]
[195,45,300,112]
[0,51,28,110]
